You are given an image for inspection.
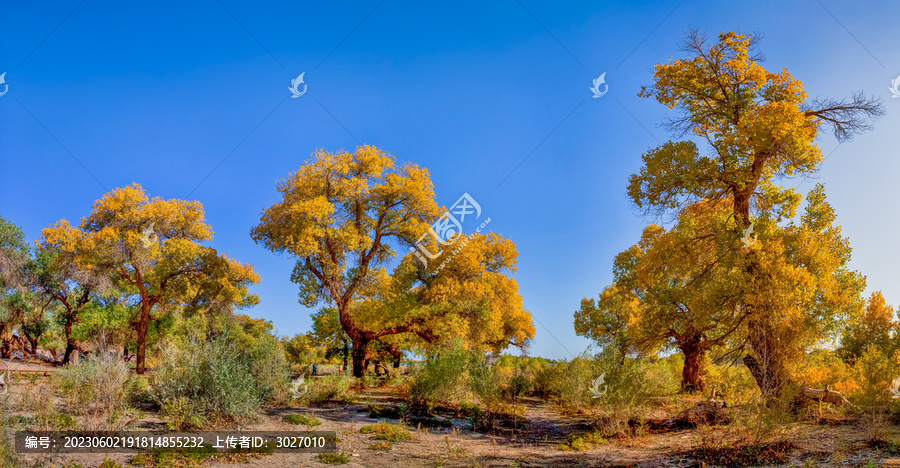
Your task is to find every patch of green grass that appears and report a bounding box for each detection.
[557,431,606,451]
[317,452,351,464]
[4,415,34,426]
[363,403,404,419]
[129,443,270,467]
[284,413,322,426]
[97,456,126,468]
[369,441,393,451]
[359,422,412,442]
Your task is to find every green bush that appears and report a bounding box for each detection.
[247,332,291,405]
[126,376,155,407]
[302,375,355,405]
[55,355,132,429]
[0,423,20,468]
[152,334,267,426]
[359,422,412,442]
[557,430,606,451]
[408,342,470,404]
[468,355,505,411]
[160,397,205,431]
[284,413,321,426]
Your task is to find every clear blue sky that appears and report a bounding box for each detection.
[1,1,898,360]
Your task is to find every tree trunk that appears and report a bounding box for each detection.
[676,327,707,393]
[135,302,150,374]
[351,337,368,378]
[743,351,790,403]
[681,348,706,393]
[342,341,349,372]
[61,317,76,365]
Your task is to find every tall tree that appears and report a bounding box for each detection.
[628,30,881,398]
[42,183,260,373]
[377,232,535,354]
[33,239,112,363]
[838,292,897,365]
[252,145,440,377]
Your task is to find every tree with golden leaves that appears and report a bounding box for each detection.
[252,145,440,377]
[626,30,880,398]
[578,186,863,393]
[838,292,899,365]
[345,232,534,366]
[41,183,260,373]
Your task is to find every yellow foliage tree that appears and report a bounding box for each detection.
[578,187,863,394]
[626,30,880,397]
[838,292,898,364]
[41,183,260,373]
[252,145,440,377]
[359,232,535,356]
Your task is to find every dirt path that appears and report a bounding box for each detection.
[15,390,900,467]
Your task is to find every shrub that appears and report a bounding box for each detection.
[317,452,351,464]
[152,334,265,427]
[283,413,321,426]
[246,332,291,405]
[126,376,156,408]
[55,355,132,430]
[408,342,470,404]
[160,397,205,431]
[301,375,355,405]
[0,423,20,468]
[359,422,412,442]
[557,430,606,451]
[468,355,505,411]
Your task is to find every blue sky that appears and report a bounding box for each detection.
[1,1,898,360]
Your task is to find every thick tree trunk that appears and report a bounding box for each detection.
[678,329,707,393]
[135,303,150,374]
[351,337,368,378]
[743,350,790,402]
[681,349,706,393]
